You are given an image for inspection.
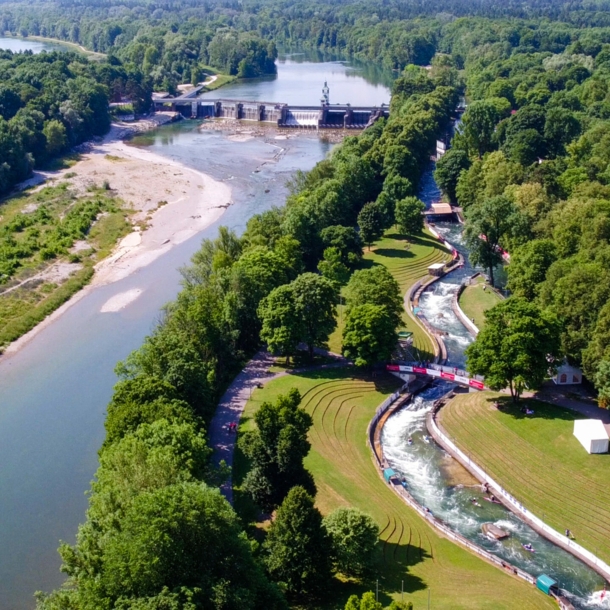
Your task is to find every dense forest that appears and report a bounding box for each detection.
[17,0,610,606]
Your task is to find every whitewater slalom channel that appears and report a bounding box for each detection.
[380,165,609,608]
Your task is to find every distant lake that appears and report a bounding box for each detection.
[0,36,69,54]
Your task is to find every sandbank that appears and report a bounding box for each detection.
[2,117,231,357]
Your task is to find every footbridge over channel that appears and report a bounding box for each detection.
[153,97,389,129]
[387,363,486,391]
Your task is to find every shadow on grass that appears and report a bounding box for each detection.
[488,396,581,423]
[373,248,416,260]
[293,543,428,609]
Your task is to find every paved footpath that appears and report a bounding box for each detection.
[209,349,349,503]
[534,383,610,423]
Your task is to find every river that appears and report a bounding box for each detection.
[0,48,391,609]
[0,36,72,54]
[381,164,609,609]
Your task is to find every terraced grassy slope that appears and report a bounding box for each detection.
[328,229,451,360]
[236,369,555,609]
[441,392,610,566]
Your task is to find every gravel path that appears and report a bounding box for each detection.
[209,349,350,503]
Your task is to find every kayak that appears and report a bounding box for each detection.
[483,496,502,504]
[522,544,536,553]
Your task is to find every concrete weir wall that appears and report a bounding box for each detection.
[154,98,389,128]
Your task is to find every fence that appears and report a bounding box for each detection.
[428,404,610,583]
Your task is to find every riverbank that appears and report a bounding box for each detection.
[0,33,106,59]
[1,115,231,357]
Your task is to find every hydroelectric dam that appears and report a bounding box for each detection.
[152,82,389,129]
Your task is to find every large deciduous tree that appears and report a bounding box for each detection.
[323,507,379,578]
[465,297,562,402]
[264,486,332,596]
[344,266,404,329]
[434,148,470,203]
[342,304,398,367]
[241,389,315,511]
[259,273,337,361]
[394,196,425,238]
[464,195,517,287]
[358,201,384,249]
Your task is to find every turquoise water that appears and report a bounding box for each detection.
[0,60,389,609]
[381,165,608,608]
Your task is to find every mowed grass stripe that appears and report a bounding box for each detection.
[441,402,610,537]
[442,404,610,526]
[441,392,610,564]
[328,229,451,360]
[238,368,555,609]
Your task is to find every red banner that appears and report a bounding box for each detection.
[386,364,400,371]
[413,367,427,374]
[469,379,485,390]
[441,371,455,381]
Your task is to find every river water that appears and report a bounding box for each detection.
[0,36,71,54]
[0,50,391,608]
[381,165,609,608]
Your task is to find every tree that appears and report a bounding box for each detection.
[434,148,470,203]
[259,274,337,361]
[506,239,557,300]
[264,486,332,596]
[318,247,351,287]
[292,272,338,360]
[394,196,425,238]
[594,359,610,408]
[458,100,499,157]
[465,297,562,402]
[42,119,67,156]
[342,304,398,367]
[464,195,517,287]
[358,201,384,249]
[323,507,379,578]
[96,483,285,608]
[344,266,404,329]
[242,389,315,511]
[320,225,363,267]
[344,592,382,610]
[259,284,302,362]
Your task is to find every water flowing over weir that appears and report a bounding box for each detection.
[380,163,609,609]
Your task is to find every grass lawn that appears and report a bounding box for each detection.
[440,391,610,565]
[234,368,555,609]
[328,229,451,361]
[458,276,502,330]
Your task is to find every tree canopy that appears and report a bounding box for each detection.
[466,297,562,402]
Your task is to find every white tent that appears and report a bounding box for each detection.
[573,419,609,454]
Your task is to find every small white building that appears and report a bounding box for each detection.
[552,363,582,385]
[573,419,609,454]
[428,262,445,277]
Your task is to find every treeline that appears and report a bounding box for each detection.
[433,19,610,401]
[7,0,610,79]
[1,6,277,92]
[37,75,455,609]
[0,49,151,194]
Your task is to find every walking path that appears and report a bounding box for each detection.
[209,349,350,503]
[534,382,610,423]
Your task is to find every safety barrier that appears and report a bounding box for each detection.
[428,401,610,583]
[367,389,540,590]
[386,362,485,390]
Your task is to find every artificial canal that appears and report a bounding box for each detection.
[380,165,609,608]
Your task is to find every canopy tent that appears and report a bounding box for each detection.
[552,362,582,385]
[573,419,609,454]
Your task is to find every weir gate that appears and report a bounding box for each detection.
[153,97,389,129]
